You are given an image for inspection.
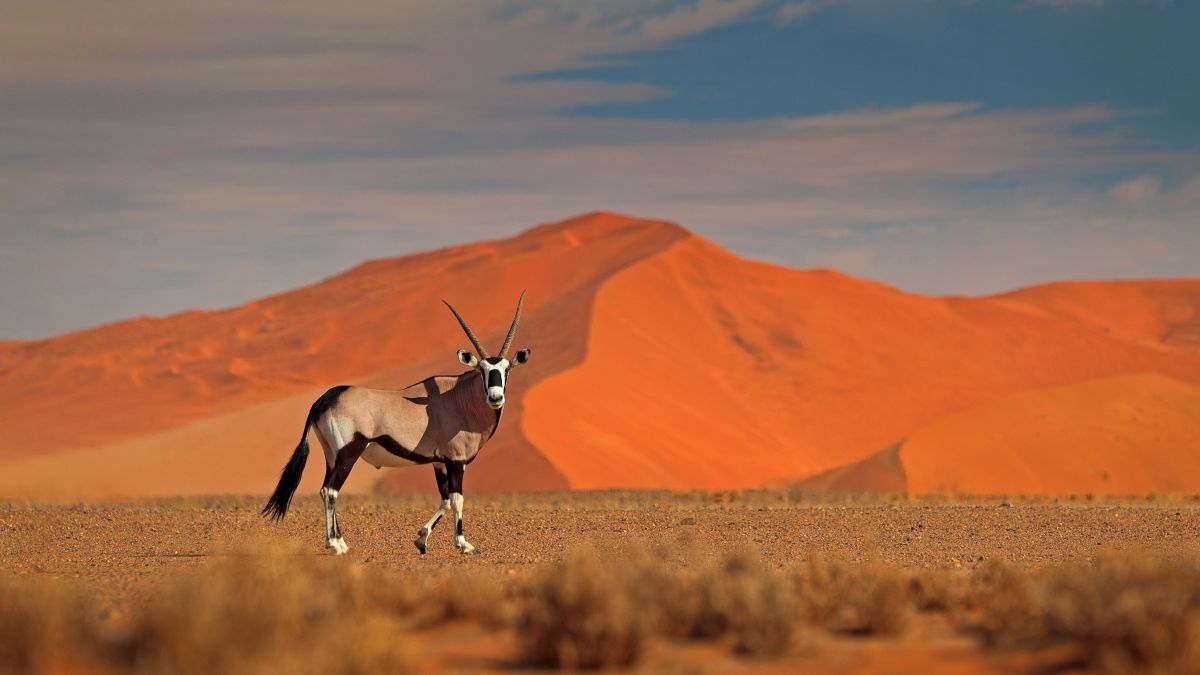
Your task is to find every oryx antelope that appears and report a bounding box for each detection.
[262,292,531,556]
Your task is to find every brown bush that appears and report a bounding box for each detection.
[906,568,968,614]
[687,553,799,657]
[516,548,648,669]
[425,571,511,627]
[114,550,415,674]
[518,548,801,665]
[0,575,100,674]
[0,546,417,675]
[962,557,1041,647]
[968,554,1200,673]
[794,554,911,636]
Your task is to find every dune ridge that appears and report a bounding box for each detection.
[0,213,686,497]
[523,236,1200,489]
[1,212,1198,497]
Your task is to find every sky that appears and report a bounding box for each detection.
[2,0,1198,339]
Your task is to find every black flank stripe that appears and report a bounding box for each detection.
[370,434,431,464]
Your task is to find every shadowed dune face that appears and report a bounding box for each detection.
[0,212,1198,498]
[523,236,1200,490]
[0,212,683,463]
[801,374,1200,495]
[0,213,687,497]
[796,444,908,494]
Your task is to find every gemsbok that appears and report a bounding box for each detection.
[262,292,531,555]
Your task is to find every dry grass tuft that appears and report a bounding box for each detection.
[687,553,799,657]
[9,529,1200,673]
[516,548,801,666]
[0,545,417,675]
[113,549,416,674]
[424,571,511,627]
[968,554,1200,673]
[0,575,100,674]
[794,554,911,636]
[905,567,968,613]
[963,557,1040,646]
[516,548,648,669]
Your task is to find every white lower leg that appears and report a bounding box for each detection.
[414,499,449,552]
[450,493,477,554]
[320,487,348,554]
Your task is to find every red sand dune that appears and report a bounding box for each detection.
[993,280,1200,349]
[0,212,1198,498]
[523,237,1200,489]
[804,373,1200,495]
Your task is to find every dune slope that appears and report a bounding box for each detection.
[0,213,686,497]
[806,373,1200,495]
[1,212,1198,497]
[523,239,1200,489]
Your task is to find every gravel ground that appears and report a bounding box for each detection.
[6,491,1199,596]
[4,491,1199,672]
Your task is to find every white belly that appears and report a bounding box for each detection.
[361,444,418,468]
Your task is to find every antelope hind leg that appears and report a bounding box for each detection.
[319,422,367,556]
[321,487,349,555]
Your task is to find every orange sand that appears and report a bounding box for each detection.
[1,212,1198,497]
[800,373,1200,495]
[524,236,1200,489]
[900,373,1200,495]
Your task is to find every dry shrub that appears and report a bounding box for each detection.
[518,548,803,665]
[517,548,648,669]
[427,571,511,627]
[687,553,799,657]
[906,568,968,614]
[113,548,415,674]
[969,554,1200,673]
[794,554,911,636]
[963,558,1040,646]
[0,545,417,675]
[0,576,100,674]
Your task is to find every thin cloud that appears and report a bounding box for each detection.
[775,0,839,24]
[1026,0,1105,8]
[1109,175,1162,204]
[0,1,1196,339]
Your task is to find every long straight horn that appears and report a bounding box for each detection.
[443,300,489,359]
[499,290,526,359]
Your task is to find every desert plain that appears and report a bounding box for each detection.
[5,491,1200,673]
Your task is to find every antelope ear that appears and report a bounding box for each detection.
[456,349,478,367]
[513,348,531,365]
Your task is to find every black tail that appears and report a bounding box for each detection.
[262,385,351,520]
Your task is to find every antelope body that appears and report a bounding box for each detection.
[262,292,530,555]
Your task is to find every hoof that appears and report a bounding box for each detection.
[326,538,349,555]
[413,538,428,554]
[461,548,481,556]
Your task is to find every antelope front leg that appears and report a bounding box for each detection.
[414,464,451,554]
[448,461,479,555]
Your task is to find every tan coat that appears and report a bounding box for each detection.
[319,371,500,467]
